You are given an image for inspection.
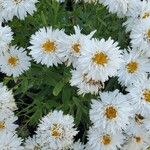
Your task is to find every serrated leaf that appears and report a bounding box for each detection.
[53,81,65,96]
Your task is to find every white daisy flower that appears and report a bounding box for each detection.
[87,126,125,150]
[127,76,150,116]
[123,126,150,150]
[29,27,68,67]
[129,110,150,132]
[117,49,150,87]
[90,90,132,133]
[77,38,122,82]
[70,69,104,95]
[0,132,23,150]
[0,3,9,22]
[24,135,42,150]
[0,46,31,77]
[99,0,129,17]
[124,0,150,32]
[0,83,17,111]
[0,108,18,135]
[65,25,96,67]
[36,110,78,150]
[1,0,38,20]
[0,24,13,53]
[72,140,85,150]
[130,18,150,56]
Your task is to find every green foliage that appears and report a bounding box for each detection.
[2,0,128,142]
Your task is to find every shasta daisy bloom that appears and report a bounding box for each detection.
[24,135,42,150]
[70,69,104,95]
[0,24,13,53]
[1,0,38,20]
[99,0,129,17]
[36,110,78,150]
[129,110,150,132]
[77,38,122,82]
[87,126,125,150]
[127,76,150,116]
[65,25,96,67]
[130,18,150,56]
[72,140,85,150]
[29,27,68,67]
[0,46,31,77]
[0,132,23,150]
[90,90,132,133]
[123,126,150,150]
[117,49,150,87]
[124,0,150,32]
[0,109,18,135]
[0,83,17,111]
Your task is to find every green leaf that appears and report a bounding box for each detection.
[62,85,71,105]
[53,81,66,96]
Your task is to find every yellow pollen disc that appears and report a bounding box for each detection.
[147,29,150,40]
[143,89,150,102]
[33,146,40,150]
[142,12,150,19]
[13,0,22,4]
[8,56,18,67]
[105,106,117,119]
[126,61,138,73]
[72,43,81,53]
[92,52,108,65]
[101,135,111,145]
[51,124,62,139]
[0,122,5,129]
[134,136,141,143]
[42,40,56,53]
[135,114,144,124]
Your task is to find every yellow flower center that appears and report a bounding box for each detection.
[0,121,5,130]
[83,74,100,85]
[101,135,111,145]
[42,40,56,53]
[72,43,81,53]
[134,136,141,143]
[8,56,18,67]
[142,12,150,19]
[135,114,144,124]
[143,89,150,102]
[13,0,22,4]
[146,29,150,40]
[126,61,138,73]
[50,124,62,139]
[105,106,117,119]
[92,52,108,66]
[33,146,40,150]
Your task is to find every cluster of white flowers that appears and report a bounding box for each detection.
[0,83,85,150]
[0,24,31,77]
[0,0,38,22]
[1,0,150,149]
[87,90,150,150]
[0,83,23,149]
